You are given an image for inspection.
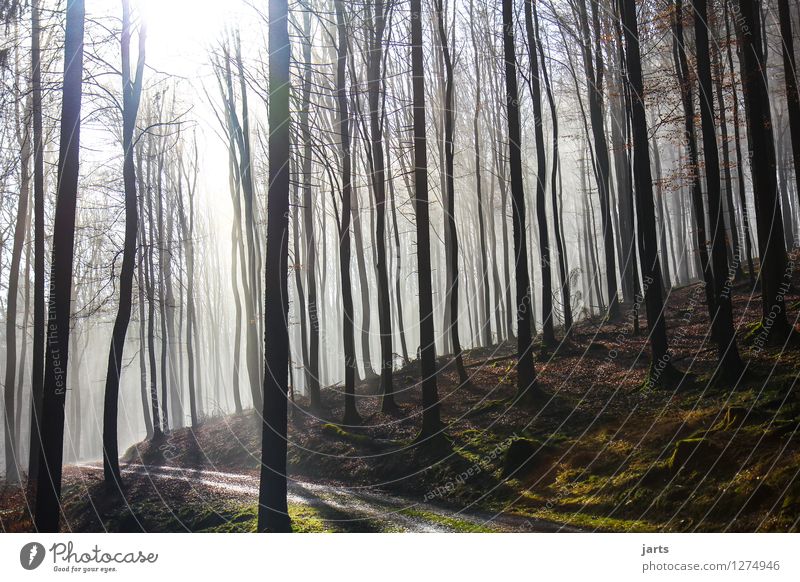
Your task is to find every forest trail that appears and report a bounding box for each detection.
[76,462,574,533]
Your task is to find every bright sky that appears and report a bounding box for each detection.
[129,0,262,229]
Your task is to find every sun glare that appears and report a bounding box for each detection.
[138,0,243,73]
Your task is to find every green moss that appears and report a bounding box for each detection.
[522,508,659,532]
[501,438,553,478]
[668,438,723,472]
[321,423,371,444]
[398,508,496,532]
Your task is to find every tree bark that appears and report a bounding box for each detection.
[735,0,791,338]
[27,0,46,486]
[102,0,146,488]
[34,0,85,532]
[258,0,292,534]
[412,0,442,439]
[502,0,539,402]
[693,0,744,377]
[334,0,361,426]
[619,0,672,370]
[435,0,467,383]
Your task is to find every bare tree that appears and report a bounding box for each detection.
[258,0,292,533]
[34,0,85,532]
[102,0,146,488]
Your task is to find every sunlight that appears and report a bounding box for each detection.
[138,0,243,72]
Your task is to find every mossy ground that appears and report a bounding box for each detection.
[113,279,800,531]
[3,277,799,533]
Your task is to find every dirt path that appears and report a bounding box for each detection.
[77,463,577,533]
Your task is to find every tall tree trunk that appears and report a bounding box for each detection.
[411,0,442,439]
[673,0,715,313]
[524,0,556,345]
[15,206,32,453]
[619,0,672,372]
[577,0,619,319]
[365,0,395,410]
[386,134,410,363]
[300,10,321,410]
[535,1,572,332]
[712,35,746,280]
[725,0,755,283]
[27,0,46,486]
[693,0,744,377]
[102,0,146,488]
[155,143,171,431]
[468,0,492,346]
[334,0,361,426]
[292,166,310,400]
[34,0,85,532]
[235,38,264,413]
[137,205,154,439]
[5,98,30,485]
[258,0,291,534]
[350,183,376,380]
[610,9,637,305]
[177,160,199,426]
[144,137,163,434]
[736,0,791,338]
[435,0,467,383]
[778,0,800,204]
[502,0,539,403]
[164,193,182,429]
[651,135,672,291]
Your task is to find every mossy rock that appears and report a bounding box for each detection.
[667,438,723,473]
[321,423,371,444]
[721,406,750,430]
[781,481,800,513]
[501,438,554,478]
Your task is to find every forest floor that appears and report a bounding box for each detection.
[2,273,800,532]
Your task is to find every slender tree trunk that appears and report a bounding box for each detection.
[258,0,291,534]
[712,36,746,280]
[736,0,791,338]
[27,0,46,486]
[523,0,556,345]
[693,0,744,377]
[137,205,154,439]
[351,183,376,380]
[468,0,492,346]
[386,135,410,363]
[577,0,619,319]
[778,0,800,204]
[299,10,321,410]
[651,135,672,291]
[177,162,199,426]
[411,0,442,439]
[144,137,163,434]
[334,0,361,426]
[435,0,467,383]
[534,1,572,332]
[725,1,756,283]
[619,0,672,371]
[364,0,395,410]
[15,207,32,453]
[503,0,539,403]
[155,143,171,432]
[5,99,30,485]
[34,0,85,532]
[102,0,146,488]
[673,0,715,312]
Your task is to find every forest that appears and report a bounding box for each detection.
[0,0,799,533]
